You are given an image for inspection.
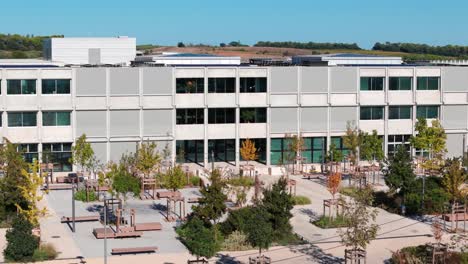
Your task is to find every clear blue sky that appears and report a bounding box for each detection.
[1,0,468,48]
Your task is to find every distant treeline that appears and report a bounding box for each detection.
[254,41,361,50]
[0,34,63,51]
[373,42,468,58]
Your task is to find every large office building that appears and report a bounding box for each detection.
[0,38,467,173]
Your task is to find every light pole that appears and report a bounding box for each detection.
[103,201,108,264]
[70,173,77,232]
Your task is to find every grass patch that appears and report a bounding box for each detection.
[74,189,98,202]
[312,215,348,229]
[189,176,201,186]
[32,243,58,262]
[227,177,254,187]
[292,195,311,205]
[275,232,307,246]
[339,186,359,198]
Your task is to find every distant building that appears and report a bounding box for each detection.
[43,37,136,66]
[133,53,241,66]
[292,53,403,66]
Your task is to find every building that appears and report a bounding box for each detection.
[292,53,403,66]
[1,50,468,174]
[134,53,241,66]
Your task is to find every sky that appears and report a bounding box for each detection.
[1,0,468,49]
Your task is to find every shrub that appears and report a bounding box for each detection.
[405,177,450,215]
[189,176,201,186]
[312,215,348,229]
[227,177,254,187]
[4,216,39,262]
[219,207,254,236]
[221,230,252,251]
[340,186,359,199]
[32,243,58,261]
[373,191,400,214]
[292,195,311,205]
[74,189,98,202]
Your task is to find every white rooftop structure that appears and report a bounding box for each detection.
[43,37,136,66]
[292,53,403,66]
[134,53,241,66]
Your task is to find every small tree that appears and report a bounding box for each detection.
[109,164,141,206]
[245,207,273,257]
[193,169,227,225]
[71,134,94,174]
[177,216,220,262]
[4,216,39,262]
[442,157,466,203]
[339,186,379,253]
[135,141,161,178]
[161,165,186,192]
[327,172,342,219]
[383,145,416,206]
[360,130,384,163]
[326,143,343,163]
[410,118,447,172]
[240,138,258,166]
[342,122,361,166]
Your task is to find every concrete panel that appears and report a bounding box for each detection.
[270,67,298,93]
[388,68,414,77]
[110,110,139,137]
[207,94,236,108]
[75,97,107,110]
[207,68,236,77]
[109,68,139,95]
[109,96,139,109]
[142,68,173,95]
[443,93,468,104]
[446,133,464,158]
[90,142,107,163]
[441,67,468,92]
[442,105,467,129]
[239,93,268,107]
[359,120,384,134]
[330,107,357,131]
[359,68,386,77]
[175,94,204,108]
[5,127,39,143]
[330,67,358,92]
[6,96,39,111]
[416,91,441,104]
[110,141,137,162]
[239,123,267,138]
[359,91,385,105]
[207,124,236,139]
[175,125,204,140]
[301,107,327,132]
[270,108,297,133]
[270,94,298,106]
[142,96,173,109]
[75,68,106,96]
[239,68,267,77]
[4,69,40,79]
[388,91,413,105]
[301,94,328,106]
[41,127,73,142]
[388,120,413,135]
[330,93,357,105]
[41,69,72,79]
[143,109,173,136]
[175,68,204,78]
[40,95,73,110]
[416,68,440,77]
[76,110,107,137]
[301,67,328,93]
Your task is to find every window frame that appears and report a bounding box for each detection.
[42,79,71,94]
[8,112,37,127]
[239,108,267,123]
[208,78,235,93]
[360,77,384,91]
[388,106,412,120]
[176,78,204,94]
[416,105,439,119]
[7,79,37,95]
[176,108,204,125]
[208,108,236,124]
[417,77,440,91]
[360,106,384,120]
[42,111,71,126]
[389,77,412,91]
[240,77,267,93]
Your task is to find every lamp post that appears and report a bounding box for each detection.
[69,173,78,233]
[103,200,108,264]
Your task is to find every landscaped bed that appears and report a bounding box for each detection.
[311,215,349,228]
[390,245,468,264]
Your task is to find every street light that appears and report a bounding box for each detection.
[68,173,78,233]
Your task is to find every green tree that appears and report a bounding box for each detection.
[177,216,220,262]
[442,157,467,203]
[326,143,343,163]
[260,177,294,240]
[161,165,186,191]
[245,207,274,256]
[109,164,141,205]
[342,122,361,165]
[193,169,227,225]
[4,216,39,262]
[135,141,161,178]
[70,134,94,174]
[383,145,416,205]
[410,118,447,172]
[360,130,384,162]
[339,186,379,252]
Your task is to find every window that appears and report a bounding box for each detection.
[176,78,204,93]
[240,78,267,93]
[42,111,71,126]
[208,139,235,162]
[387,135,411,157]
[240,108,266,123]
[389,106,412,119]
[43,143,72,172]
[330,137,349,158]
[7,79,36,94]
[389,77,412,91]
[240,138,266,164]
[415,148,430,158]
[208,108,235,124]
[17,143,38,163]
[176,140,204,164]
[42,79,71,94]
[8,112,37,127]
[271,138,294,165]
[360,77,384,91]
[176,108,204,125]
[416,106,439,119]
[303,137,327,163]
[417,77,440,90]
[208,78,235,93]
[360,106,384,120]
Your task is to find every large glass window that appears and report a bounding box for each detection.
[176,108,204,125]
[240,138,266,164]
[302,137,326,164]
[176,78,204,94]
[7,79,36,94]
[360,77,384,91]
[176,140,204,164]
[42,111,71,126]
[8,112,37,127]
[389,77,412,91]
[42,79,71,94]
[270,138,294,165]
[416,106,439,119]
[360,106,384,120]
[330,137,349,158]
[208,108,235,124]
[417,77,440,90]
[208,139,235,162]
[43,143,72,172]
[240,78,267,93]
[387,135,411,157]
[17,143,38,163]
[240,108,266,123]
[389,106,412,119]
[208,78,235,93]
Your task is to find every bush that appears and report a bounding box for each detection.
[292,195,311,205]
[227,177,254,187]
[340,187,359,199]
[221,230,252,251]
[74,189,98,202]
[32,243,58,261]
[219,207,254,236]
[405,177,450,215]
[391,245,468,264]
[189,176,201,186]
[373,191,400,214]
[4,216,39,262]
[312,215,348,229]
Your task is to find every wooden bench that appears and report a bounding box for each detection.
[443,213,468,221]
[157,191,180,199]
[134,222,162,231]
[61,215,100,223]
[45,184,73,190]
[93,228,142,239]
[111,246,158,255]
[187,197,200,203]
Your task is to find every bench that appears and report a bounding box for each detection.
[93,228,142,239]
[61,215,100,223]
[45,184,73,190]
[134,222,162,231]
[156,191,180,199]
[188,197,200,203]
[111,246,158,255]
[443,213,468,221]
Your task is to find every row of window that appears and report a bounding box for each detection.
[360,105,439,120]
[176,77,267,94]
[16,143,72,171]
[0,79,71,95]
[176,108,267,124]
[360,77,440,91]
[0,112,71,127]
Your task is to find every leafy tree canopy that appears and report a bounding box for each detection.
[177,216,220,261]
[383,145,416,200]
[193,169,227,224]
